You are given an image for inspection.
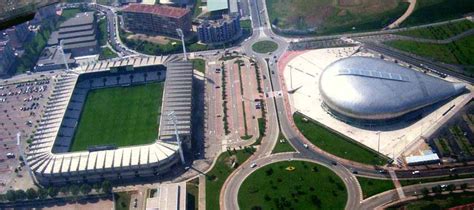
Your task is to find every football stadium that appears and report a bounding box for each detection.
[282,47,472,158]
[27,56,193,185]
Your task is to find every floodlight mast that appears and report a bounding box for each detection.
[168,111,185,164]
[59,40,70,71]
[17,132,38,184]
[176,28,187,61]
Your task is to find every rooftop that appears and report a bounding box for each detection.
[319,57,466,121]
[60,12,95,28]
[122,4,190,19]
[207,0,228,12]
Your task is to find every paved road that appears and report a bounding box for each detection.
[46,2,474,210]
[387,0,417,29]
[220,1,474,209]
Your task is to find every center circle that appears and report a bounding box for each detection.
[252,40,279,54]
[238,161,348,209]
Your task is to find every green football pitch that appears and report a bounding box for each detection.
[69,82,164,152]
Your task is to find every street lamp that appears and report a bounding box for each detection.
[16,132,38,184]
[176,28,187,61]
[168,111,185,164]
[58,40,70,71]
[377,131,381,153]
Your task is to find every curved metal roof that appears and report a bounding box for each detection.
[319,57,466,121]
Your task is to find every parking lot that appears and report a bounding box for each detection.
[0,77,54,191]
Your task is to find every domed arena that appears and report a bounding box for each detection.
[319,57,466,122]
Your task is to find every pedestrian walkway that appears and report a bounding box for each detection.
[388,169,406,199]
[199,174,206,210]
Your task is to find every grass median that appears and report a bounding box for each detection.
[252,41,278,54]
[357,176,395,199]
[293,112,388,165]
[238,161,347,209]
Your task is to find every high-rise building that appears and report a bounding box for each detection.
[48,12,99,57]
[122,4,192,38]
[197,14,241,44]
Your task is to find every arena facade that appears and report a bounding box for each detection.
[281,48,473,158]
[27,57,193,185]
[319,57,466,123]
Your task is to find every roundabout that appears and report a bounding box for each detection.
[238,160,348,210]
[251,40,279,54]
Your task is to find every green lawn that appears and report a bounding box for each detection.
[238,161,347,210]
[115,192,131,210]
[385,35,474,76]
[252,41,278,54]
[98,18,108,46]
[399,173,474,186]
[387,192,474,210]
[266,0,408,35]
[206,148,255,210]
[70,83,163,151]
[191,59,205,73]
[293,113,388,165]
[357,177,395,199]
[398,20,474,40]
[272,132,296,154]
[99,47,118,60]
[401,0,474,27]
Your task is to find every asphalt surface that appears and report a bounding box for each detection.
[14,2,473,209]
[219,0,474,209]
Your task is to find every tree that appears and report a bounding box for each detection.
[26,188,38,200]
[48,187,59,198]
[93,183,101,193]
[15,189,27,200]
[447,184,456,193]
[102,181,112,194]
[60,186,69,195]
[6,190,16,201]
[432,185,442,195]
[80,184,92,195]
[70,185,80,196]
[421,188,430,197]
[38,188,48,199]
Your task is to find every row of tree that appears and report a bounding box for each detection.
[420,183,469,197]
[0,181,112,202]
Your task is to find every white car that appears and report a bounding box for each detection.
[412,170,420,175]
[303,144,308,148]
[250,162,257,168]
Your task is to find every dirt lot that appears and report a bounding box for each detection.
[127,34,173,45]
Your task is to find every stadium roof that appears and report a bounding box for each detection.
[159,61,193,138]
[319,57,466,121]
[207,0,229,12]
[122,4,190,18]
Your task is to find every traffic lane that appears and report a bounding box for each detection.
[395,165,474,179]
